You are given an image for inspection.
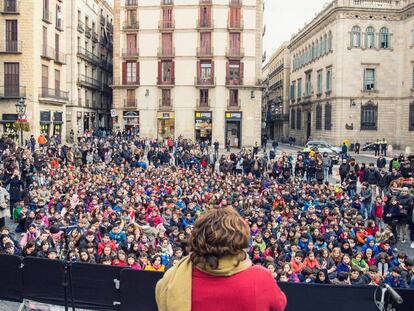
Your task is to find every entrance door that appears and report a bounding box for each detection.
[226,121,241,148]
[306,111,312,140]
[157,118,175,140]
[84,116,90,131]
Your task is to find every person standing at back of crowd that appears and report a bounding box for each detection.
[213,140,219,160]
[355,141,360,154]
[380,138,388,157]
[374,139,381,157]
[0,181,9,227]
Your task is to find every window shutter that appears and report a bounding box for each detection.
[122,62,127,85]
[226,62,229,81]
[171,61,175,83]
[373,69,376,89]
[136,61,140,84]
[363,68,366,90]
[158,61,162,83]
[240,62,244,83]
[211,61,215,81]
[197,61,201,81]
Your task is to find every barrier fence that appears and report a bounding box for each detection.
[0,255,413,311]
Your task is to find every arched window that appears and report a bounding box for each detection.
[323,34,327,54]
[324,103,332,130]
[291,109,296,129]
[410,102,414,131]
[366,26,375,49]
[351,26,361,48]
[315,104,322,130]
[296,108,302,130]
[361,101,378,130]
[327,31,333,52]
[379,27,390,49]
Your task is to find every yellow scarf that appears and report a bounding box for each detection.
[155,254,252,311]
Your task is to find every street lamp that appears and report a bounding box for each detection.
[15,97,26,146]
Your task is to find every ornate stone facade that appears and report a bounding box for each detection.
[284,0,414,149]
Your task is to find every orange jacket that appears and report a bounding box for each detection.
[38,135,47,145]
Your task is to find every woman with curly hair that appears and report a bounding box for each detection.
[156,207,286,311]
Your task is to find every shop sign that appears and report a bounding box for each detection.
[40,111,51,122]
[195,112,212,120]
[225,112,242,120]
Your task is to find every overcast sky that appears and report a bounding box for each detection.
[263,0,329,60]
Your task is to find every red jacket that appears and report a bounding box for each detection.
[192,265,286,311]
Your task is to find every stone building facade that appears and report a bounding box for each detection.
[262,42,290,141]
[0,0,69,142]
[0,0,112,143]
[112,0,263,147]
[65,0,113,139]
[286,0,414,149]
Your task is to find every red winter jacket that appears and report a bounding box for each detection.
[192,265,287,311]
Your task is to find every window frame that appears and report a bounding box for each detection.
[351,26,361,48]
[363,68,376,91]
[315,104,322,130]
[360,101,378,131]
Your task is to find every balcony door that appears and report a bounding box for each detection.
[42,65,48,96]
[55,69,60,97]
[5,20,18,52]
[162,33,172,54]
[4,63,19,97]
[200,32,211,54]
[126,34,137,54]
[229,32,240,52]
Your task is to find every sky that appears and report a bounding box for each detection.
[263,0,329,61]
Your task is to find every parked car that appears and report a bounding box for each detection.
[362,142,377,151]
[305,141,341,164]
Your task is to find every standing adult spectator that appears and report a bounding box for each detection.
[374,139,381,157]
[29,135,36,153]
[339,159,349,184]
[272,140,279,153]
[155,207,287,311]
[381,138,388,157]
[0,181,9,227]
[360,182,373,220]
[355,141,360,154]
[363,163,380,197]
[213,140,219,160]
[377,169,389,198]
[5,170,22,217]
[341,142,348,160]
[322,153,332,182]
[397,187,412,244]
[377,155,387,170]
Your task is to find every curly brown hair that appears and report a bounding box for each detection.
[189,207,250,270]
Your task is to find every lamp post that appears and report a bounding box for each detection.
[15,97,26,146]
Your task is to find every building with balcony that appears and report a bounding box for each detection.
[65,0,113,138]
[285,0,414,149]
[262,43,290,140]
[0,0,69,140]
[113,0,263,146]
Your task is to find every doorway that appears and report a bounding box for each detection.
[225,121,241,148]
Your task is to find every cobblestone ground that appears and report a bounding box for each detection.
[0,301,21,311]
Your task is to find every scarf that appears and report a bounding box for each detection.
[156,253,252,311]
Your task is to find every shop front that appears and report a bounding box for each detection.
[225,112,242,148]
[53,112,63,138]
[157,112,175,140]
[1,114,18,140]
[91,113,97,130]
[195,111,212,144]
[40,111,51,138]
[123,111,140,133]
